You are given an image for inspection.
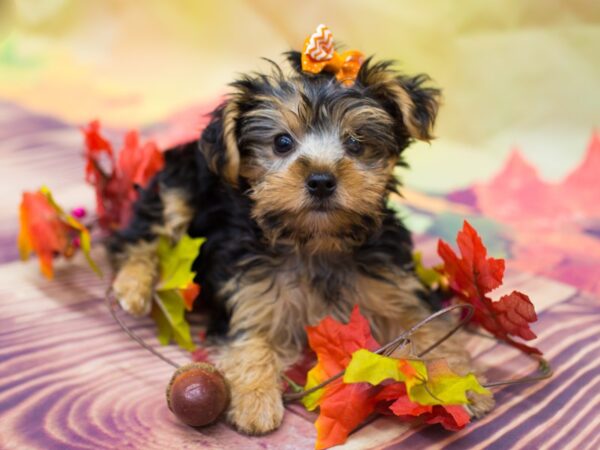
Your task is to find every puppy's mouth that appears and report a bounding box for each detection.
[309,201,336,213]
[306,198,343,215]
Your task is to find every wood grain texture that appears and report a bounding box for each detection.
[1,250,597,450]
[1,101,598,449]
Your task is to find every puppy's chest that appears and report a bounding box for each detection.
[264,254,373,326]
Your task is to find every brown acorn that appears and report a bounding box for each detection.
[166,362,229,427]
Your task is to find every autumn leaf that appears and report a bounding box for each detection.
[18,187,100,278]
[313,380,377,450]
[344,350,489,406]
[374,383,471,430]
[156,234,205,291]
[118,130,164,194]
[437,221,505,299]
[82,120,122,230]
[83,120,115,184]
[303,306,380,448]
[303,363,329,411]
[40,187,101,276]
[116,130,164,226]
[303,308,481,448]
[18,191,70,278]
[306,305,380,377]
[424,405,471,431]
[493,291,537,340]
[437,220,541,355]
[413,251,447,290]
[303,306,379,410]
[151,234,204,350]
[152,290,195,351]
[180,282,201,311]
[82,121,164,230]
[409,358,490,406]
[344,349,427,387]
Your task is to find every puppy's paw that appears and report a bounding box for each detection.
[465,391,495,419]
[112,265,154,316]
[226,386,284,435]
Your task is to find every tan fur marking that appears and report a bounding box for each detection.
[112,240,158,316]
[222,101,241,185]
[114,188,194,317]
[215,335,284,434]
[362,67,438,141]
[151,188,194,240]
[353,271,471,372]
[221,252,493,430]
[249,150,395,252]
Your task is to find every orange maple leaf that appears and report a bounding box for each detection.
[305,307,473,449]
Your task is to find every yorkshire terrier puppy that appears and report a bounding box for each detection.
[109,51,494,434]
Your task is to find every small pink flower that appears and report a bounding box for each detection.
[71,207,87,219]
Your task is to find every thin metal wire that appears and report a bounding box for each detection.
[106,287,180,369]
[283,304,475,402]
[106,289,552,403]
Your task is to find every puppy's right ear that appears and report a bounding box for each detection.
[357,59,441,142]
[199,101,241,187]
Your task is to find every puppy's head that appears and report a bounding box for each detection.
[200,53,440,251]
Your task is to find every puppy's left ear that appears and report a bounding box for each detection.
[199,100,241,186]
[358,60,441,141]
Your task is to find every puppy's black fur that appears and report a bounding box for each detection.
[108,52,439,333]
[109,141,419,335]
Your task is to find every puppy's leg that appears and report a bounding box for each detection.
[110,185,194,316]
[358,272,495,418]
[215,334,285,435]
[112,241,159,316]
[214,272,306,434]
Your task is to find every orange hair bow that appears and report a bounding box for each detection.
[301,24,365,86]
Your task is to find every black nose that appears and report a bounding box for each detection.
[306,172,337,199]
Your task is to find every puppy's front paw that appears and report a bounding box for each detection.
[226,386,284,435]
[112,265,154,316]
[465,391,495,419]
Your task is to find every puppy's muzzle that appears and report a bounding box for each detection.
[306,172,337,199]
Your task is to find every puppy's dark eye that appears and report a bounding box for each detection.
[273,133,294,155]
[344,136,363,156]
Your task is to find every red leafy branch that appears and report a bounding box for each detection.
[437,220,541,355]
[82,120,164,231]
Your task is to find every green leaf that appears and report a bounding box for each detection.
[408,359,490,405]
[152,290,195,351]
[413,251,444,290]
[156,234,205,291]
[343,350,490,406]
[302,365,328,411]
[344,349,426,385]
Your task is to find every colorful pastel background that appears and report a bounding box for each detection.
[1,1,599,449]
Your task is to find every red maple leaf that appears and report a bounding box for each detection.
[306,306,380,374]
[117,130,164,226]
[82,121,164,231]
[306,306,380,449]
[437,220,505,299]
[424,405,471,431]
[437,221,541,355]
[314,380,377,450]
[373,383,470,431]
[82,121,123,230]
